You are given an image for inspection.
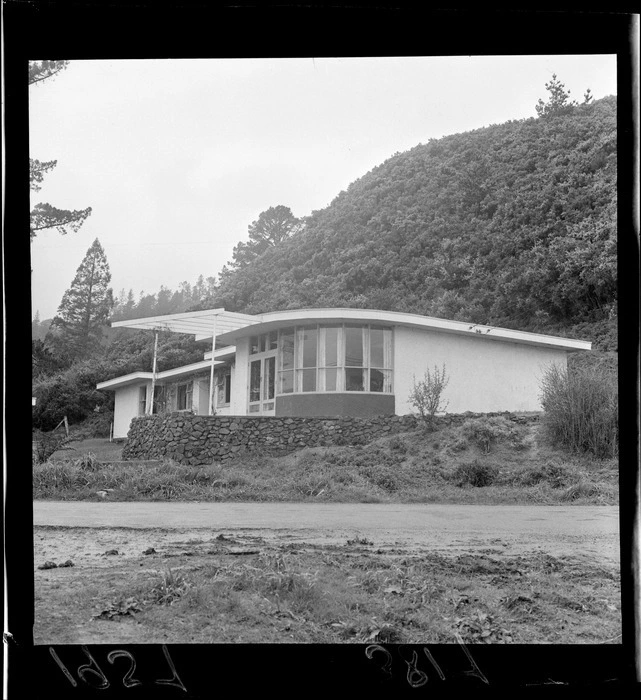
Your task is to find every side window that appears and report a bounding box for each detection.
[216,370,232,407]
[138,386,147,415]
[176,382,193,411]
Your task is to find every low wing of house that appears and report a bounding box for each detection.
[97,307,591,438]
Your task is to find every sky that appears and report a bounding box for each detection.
[29,55,617,320]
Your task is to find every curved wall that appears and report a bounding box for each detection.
[275,393,394,417]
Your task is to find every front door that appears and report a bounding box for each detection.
[248,354,276,415]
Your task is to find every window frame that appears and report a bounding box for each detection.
[176,381,193,412]
[138,385,148,415]
[216,368,232,408]
[276,323,393,397]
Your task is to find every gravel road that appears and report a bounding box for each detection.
[33,501,620,562]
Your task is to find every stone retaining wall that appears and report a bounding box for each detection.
[122,411,539,466]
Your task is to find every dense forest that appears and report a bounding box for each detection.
[32,89,618,430]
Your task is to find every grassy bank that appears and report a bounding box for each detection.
[33,422,618,504]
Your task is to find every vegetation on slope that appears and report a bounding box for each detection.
[206,96,617,349]
[34,421,618,505]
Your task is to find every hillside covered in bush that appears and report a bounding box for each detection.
[206,95,617,350]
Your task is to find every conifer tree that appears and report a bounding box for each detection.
[229,205,302,269]
[49,239,114,360]
[29,61,92,240]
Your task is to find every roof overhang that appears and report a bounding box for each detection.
[108,307,591,353]
[214,308,592,352]
[97,360,223,392]
[110,308,259,343]
[204,345,237,362]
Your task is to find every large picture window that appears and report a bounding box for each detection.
[276,323,393,395]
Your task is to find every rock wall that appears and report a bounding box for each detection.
[122,412,538,466]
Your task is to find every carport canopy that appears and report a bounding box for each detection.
[111,308,259,343]
[111,308,260,415]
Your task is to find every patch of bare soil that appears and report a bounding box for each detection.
[34,526,621,646]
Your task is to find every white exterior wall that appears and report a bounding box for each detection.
[231,339,249,415]
[393,326,568,415]
[113,382,149,439]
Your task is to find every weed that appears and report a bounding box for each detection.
[74,452,99,471]
[388,436,408,454]
[454,612,514,644]
[560,480,603,502]
[516,460,572,488]
[148,568,191,605]
[460,416,523,453]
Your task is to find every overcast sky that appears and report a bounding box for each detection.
[29,55,617,320]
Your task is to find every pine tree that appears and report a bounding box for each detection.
[229,205,302,269]
[49,239,114,360]
[29,61,92,240]
[535,74,581,118]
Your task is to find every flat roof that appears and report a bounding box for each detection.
[215,308,592,352]
[97,360,221,391]
[108,307,591,352]
[111,308,258,343]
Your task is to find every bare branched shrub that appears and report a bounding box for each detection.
[539,363,618,459]
[409,364,450,429]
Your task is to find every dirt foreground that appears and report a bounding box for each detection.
[34,501,620,560]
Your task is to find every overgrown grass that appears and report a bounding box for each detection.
[33,423,618,504]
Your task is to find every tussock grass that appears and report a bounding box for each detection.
[33,422,618,504]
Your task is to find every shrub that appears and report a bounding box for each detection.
[449,460,498,487]
[32,429,70,464]
[460,416,521,453]
[539,363,617,459]
[408,364,450,428]
[358,463,399,492]
[387,435,408,453]
[560,480,602,502]
[32,359,114,431]
[516,460,571,488]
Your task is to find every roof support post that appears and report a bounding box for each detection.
[147,331,159,415]
[208,314,218,415]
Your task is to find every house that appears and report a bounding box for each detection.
[97,307,591,439]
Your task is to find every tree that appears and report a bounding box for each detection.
[48,239,114,360]
[535,74,579,118]
[29,60,70,86]
[29,61,92,240]
[230,205,302,268]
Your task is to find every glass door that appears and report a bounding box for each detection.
[248,354,276,415]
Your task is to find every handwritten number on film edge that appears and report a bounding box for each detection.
[155,645,188,691]
[107,650,142,688]
[48,645,187,691]
[365,642,489,686]
[404,649,429,688]
[49,647,78,688]
[77,646,111,689]
[365,645,393,677]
